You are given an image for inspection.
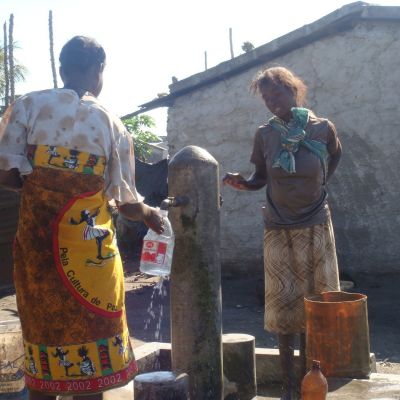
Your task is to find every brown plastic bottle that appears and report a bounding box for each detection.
[301,360,328,400]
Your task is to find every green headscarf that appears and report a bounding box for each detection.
[270,107,328,180]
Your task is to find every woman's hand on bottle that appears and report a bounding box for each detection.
[117,201,165,234]
[143,207,165,234]
[222,172,247,190]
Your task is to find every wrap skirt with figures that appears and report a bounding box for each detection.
[14,145,137,395]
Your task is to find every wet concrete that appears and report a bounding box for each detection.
[327,374,400,399]
[101,373,400,399]
[257,374,400,399]
[3,272,400,398]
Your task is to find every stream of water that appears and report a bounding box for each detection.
[144,276,168,342]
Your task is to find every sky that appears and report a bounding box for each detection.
[1,0,400,135]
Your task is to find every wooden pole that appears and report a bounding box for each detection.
[49,10,58,88]
[8,14,14,103]
[3,22,9,107]
[229,27,234,59]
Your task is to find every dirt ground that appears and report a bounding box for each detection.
[1,262,400,375]
[121,262,400,375]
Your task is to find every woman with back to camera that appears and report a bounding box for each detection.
[223,66,342,400]
[0,36,164,400]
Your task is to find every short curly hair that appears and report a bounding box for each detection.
[250,66,307,106]
[59,36,106,76]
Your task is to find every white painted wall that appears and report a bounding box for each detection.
[167,21,400,276]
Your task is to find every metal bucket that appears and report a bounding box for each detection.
[0,320,27,399]
[304,291,371,378]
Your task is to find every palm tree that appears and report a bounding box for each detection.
[0,44,26,112]
[1,16,27,112]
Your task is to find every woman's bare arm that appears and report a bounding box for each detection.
[117,201,164,234]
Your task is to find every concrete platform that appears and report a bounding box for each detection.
[134,342,376,384]
[256,374,400,399]
[127,342,390,399]
[101,373,400,399]
[55,342,384,399]
[326,374,400,399]
[3,272,400,398]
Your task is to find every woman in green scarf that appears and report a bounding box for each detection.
[223,66,342,400]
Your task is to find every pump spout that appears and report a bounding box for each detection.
[160,196,190,210]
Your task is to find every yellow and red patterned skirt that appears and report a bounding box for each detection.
[13,145,137,395]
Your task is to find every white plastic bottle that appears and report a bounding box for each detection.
[139,209,175,276]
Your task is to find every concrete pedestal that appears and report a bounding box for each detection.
[223,333,257,400]
[134,371,189,400]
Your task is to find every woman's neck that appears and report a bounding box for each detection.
[63,84,94,98]
[280,110,293,123]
